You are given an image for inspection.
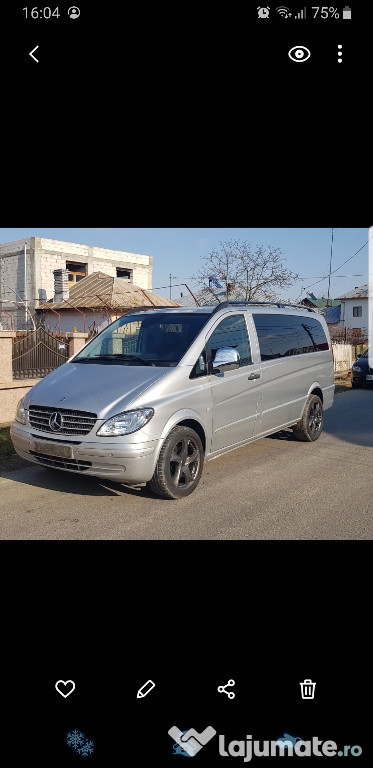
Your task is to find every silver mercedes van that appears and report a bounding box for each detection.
[11,302,334,499]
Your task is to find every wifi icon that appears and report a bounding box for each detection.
[276,6,292,17]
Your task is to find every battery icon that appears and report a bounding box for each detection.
[342,6,351,19]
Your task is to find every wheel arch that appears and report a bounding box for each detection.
[159,410,207,453]
[308,384,323,403]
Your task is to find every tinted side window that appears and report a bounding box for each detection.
[253,313,329,361]
[253,314,298,360]
[293,316,329,352]
[207,314,252,367]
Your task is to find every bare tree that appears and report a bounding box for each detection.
[197,240,299,301]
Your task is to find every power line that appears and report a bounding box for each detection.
[300,234,372,294]
[294,274,367,279]
[327,227,334,306]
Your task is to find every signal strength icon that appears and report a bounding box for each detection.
[295,7,306,18]
[276,6,292,17]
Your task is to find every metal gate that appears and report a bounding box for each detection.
[12,327,69,379]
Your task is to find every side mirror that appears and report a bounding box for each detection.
[212,347,240,373]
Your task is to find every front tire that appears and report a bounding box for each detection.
[292,394,324,442]
[148,426,204,499]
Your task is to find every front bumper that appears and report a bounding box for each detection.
[10,423,160,484]
[351,371,373,386]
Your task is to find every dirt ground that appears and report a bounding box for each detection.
[334,374,353,393]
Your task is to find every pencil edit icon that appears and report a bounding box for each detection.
[137,679,156,698]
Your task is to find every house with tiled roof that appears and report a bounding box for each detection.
[335,284,372,334]
[0,236,154,331]
[301,293,342,325]
[36,271,179,333]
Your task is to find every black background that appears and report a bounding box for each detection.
[5,548,371,765]
[3,3,368,223]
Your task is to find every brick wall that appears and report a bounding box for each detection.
[0,237,153,329]
[36,238,152,297]
[0,238,34,329]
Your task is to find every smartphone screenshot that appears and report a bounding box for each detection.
[1,2,370,763]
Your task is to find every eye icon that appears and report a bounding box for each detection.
[288,45,311,62]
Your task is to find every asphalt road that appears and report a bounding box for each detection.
[1,389,372,540]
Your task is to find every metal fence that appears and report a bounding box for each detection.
[12,327,70,379]
[329,326,368,345]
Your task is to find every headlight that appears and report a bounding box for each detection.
[97,408,154,436]
[352,364,362,372]
[15,397,27,425]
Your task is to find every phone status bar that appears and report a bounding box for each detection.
[256,6,352,20]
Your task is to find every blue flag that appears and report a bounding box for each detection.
[209,274,223,289]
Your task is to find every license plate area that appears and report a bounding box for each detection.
[32,440,74,459]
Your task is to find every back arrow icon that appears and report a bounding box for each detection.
[29,45,39,62]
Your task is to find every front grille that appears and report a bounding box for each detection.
[28,406,97,435]
[29,451,92,471]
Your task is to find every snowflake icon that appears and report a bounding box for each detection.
[66,729,95,758]
[66,730,85,749]
[77,740,95,758]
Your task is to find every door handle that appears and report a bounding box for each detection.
[247,372,260,380]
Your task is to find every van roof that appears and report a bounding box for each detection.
[131,301,319,316]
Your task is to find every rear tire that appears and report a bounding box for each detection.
[148,426,204,499]
[292,394,324,442]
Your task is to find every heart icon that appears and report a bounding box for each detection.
[55,679,76,698]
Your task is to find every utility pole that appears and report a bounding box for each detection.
[169,274,177,300]
[24,242,28,328]
[327,228,334,307]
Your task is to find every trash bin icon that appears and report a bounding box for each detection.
[299,679,316,699]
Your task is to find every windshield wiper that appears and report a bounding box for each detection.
[87,354,155,366]
[121,355,156,366]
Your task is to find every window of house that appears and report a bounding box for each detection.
[66,261,87,282]
[353,306,362,317]
[116,268,132,280]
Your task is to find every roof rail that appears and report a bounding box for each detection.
[211,300,316,315]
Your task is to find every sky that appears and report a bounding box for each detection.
[0,228,370,302]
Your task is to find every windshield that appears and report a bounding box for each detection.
[73,312,208,366]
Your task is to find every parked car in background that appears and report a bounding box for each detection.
[351,347,373,388]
